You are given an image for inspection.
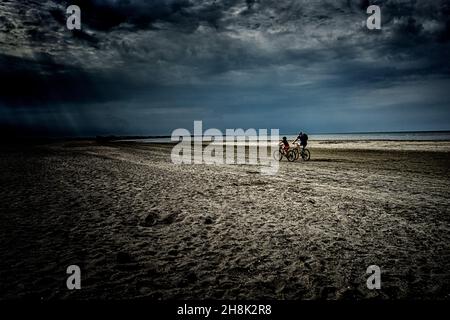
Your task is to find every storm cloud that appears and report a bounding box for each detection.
[1,0,449,135]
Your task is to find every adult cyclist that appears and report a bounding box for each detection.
[293,131,308,151]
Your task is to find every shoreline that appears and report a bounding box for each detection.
[109,139,450,153]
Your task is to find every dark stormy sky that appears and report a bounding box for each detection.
[1,0,450,136]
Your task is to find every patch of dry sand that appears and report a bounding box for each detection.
[311,140,450,152]
[0,141,449,300]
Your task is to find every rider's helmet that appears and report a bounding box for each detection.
[282,136,287,140]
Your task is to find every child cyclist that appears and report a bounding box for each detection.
[280,136,290,154]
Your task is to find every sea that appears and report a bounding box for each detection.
[122,131,450,143]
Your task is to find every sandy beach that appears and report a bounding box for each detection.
[0,140,449,300]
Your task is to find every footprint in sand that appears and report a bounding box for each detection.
[141,211,159,227]
[159,212,179,225]
[141,209,180,227]
[204,215,216,225]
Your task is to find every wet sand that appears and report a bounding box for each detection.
[0,140,449,300]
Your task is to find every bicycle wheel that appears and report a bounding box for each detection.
[287,150,296,162]
[273,149,283,161]
[293,148,300,160]
[301,149,311,161]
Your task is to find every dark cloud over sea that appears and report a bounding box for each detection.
[1,0,449,136]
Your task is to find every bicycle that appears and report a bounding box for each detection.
[273,145,296,162]
[291,142,311,161]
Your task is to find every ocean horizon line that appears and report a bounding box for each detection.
[113,129,450,139]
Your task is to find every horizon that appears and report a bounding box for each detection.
[111,128,450,137]
[6,128,450,140]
